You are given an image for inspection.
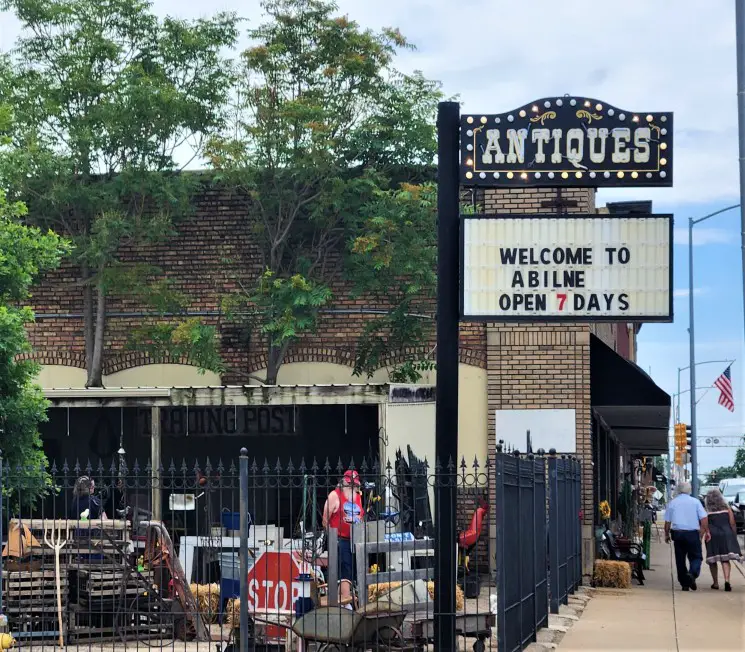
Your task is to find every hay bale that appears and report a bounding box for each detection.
[426,582,465,611]
[593,560,631,588]
[225,598,240,630]
[368,581,464,611]
[190,583,220,622]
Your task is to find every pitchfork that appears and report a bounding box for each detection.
[44,524,69,648]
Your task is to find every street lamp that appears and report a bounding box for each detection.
[689,204,740,497]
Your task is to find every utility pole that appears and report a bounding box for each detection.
[736,0,745,355]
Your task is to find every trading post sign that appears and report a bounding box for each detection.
[460,214,673,322]
[460,97,672,187]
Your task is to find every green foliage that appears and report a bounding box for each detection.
[705,441,745,485]
[0,0,239,384]
[349,183,437,381]
[208,0,442,382]
[0,184,71,502]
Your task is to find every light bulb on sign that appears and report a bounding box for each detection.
[660,142,667,150]
[561,172,569,179]
[617,171,625,178]
[466,116,474,124]
[466,158,473,166]
[506,172,514,179]
[520,172,528,180]
[660,158,667,166]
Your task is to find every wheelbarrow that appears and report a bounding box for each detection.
[291,605,407,652]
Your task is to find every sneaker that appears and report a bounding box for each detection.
[690,579,697,591]
[725,582,732,592]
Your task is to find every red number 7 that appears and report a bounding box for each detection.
[557,294,567,311]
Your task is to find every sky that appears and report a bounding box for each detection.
[1,0,744,475]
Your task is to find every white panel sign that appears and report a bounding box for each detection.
[495,409,576,454]
[461,215,672,321]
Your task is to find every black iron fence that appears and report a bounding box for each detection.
[0,451,497,651]
[548,457,582,615]
[493,450,583,652]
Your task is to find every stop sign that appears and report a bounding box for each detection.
[245,551,314,642]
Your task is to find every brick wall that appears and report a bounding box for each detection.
[480,187,599,523]
[22,184,487,378]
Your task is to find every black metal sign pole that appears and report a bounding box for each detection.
[434,100,460,650]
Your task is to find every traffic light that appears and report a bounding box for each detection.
[673,423,688,466]
[685,425,692,463]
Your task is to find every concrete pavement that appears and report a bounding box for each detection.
[558,535,745,651]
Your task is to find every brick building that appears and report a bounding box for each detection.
[25,182,670,573]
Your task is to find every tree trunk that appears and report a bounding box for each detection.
[82,265,94,370]
[265,343,288,385]
[86,281,106,387]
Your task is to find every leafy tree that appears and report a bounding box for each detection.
[0,0,238,386]
[207,0,442,384]
[0,104,71,495]
[705,440,745,485]
[349,183,437,382]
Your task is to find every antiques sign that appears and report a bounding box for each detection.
[460,97,673,187]
[460,215,673,321]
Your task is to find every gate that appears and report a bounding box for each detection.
[494,451,548,652]
[548,456,582,613]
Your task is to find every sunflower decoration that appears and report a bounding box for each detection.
[598,500,612,520]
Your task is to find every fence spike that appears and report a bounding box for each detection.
[180,459,188,474]
[311,457,320,474]
[262,458,270,473]
[216,459,225,474]
[228,459,237,474]
[372,458,381,475]
[360,458,369,474]
[193,459,202,475]
[61,459,70,474]
[168,459,176,474]
[51,460,58,474]
[299,458,307,474]
[96,459,105,475]
[287,458,295,473]
[336,457,345,475]
[145,459,152,474]
[132,459,141,474]
[274,458,283,473]
[323,457,331,474]
[250,458,259,473]
[84,459,93,475]
[205,458,213,475]
[472,456,480,470]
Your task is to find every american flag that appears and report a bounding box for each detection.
[714,366,734,412]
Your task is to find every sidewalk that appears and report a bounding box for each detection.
[558,535,745,651]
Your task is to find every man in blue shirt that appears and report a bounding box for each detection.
[664,482,709,591]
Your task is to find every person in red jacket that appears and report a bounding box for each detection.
[323,470,364,598]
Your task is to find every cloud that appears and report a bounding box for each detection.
[673,287,708,299]
[673,227,734,246]
[0,0,742,204]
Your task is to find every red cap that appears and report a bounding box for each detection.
[343,470,360,486]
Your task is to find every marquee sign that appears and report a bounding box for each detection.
[460,214,673,322]
[460,97,673,187]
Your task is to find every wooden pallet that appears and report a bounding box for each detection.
[68,601,174,642]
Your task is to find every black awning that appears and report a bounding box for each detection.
[590,335,671,455]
